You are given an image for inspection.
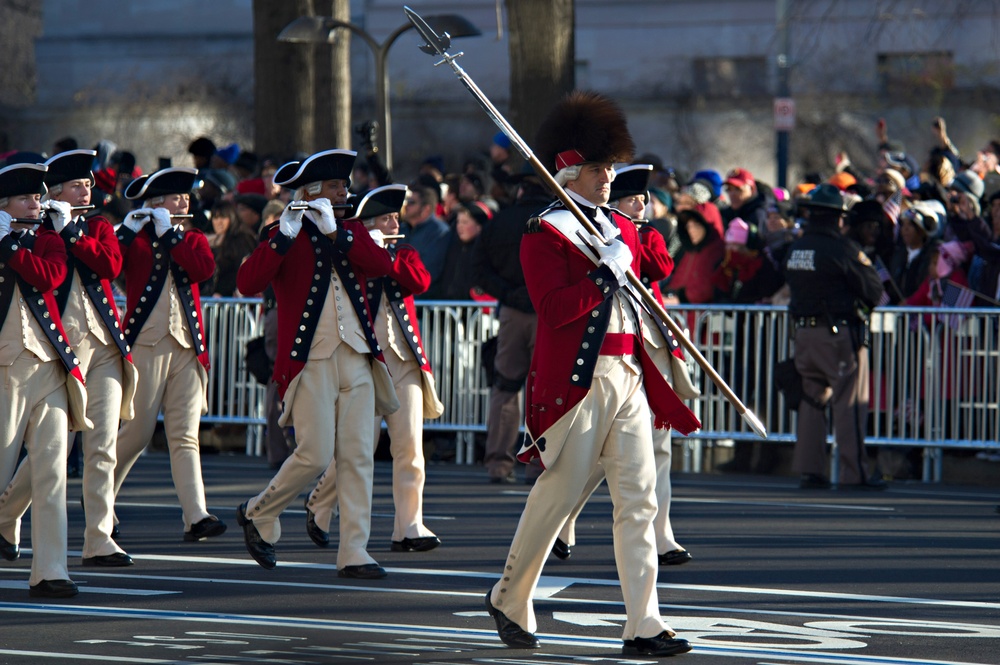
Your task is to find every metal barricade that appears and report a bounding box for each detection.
[197,297,1000,482]
[198,297,268,455]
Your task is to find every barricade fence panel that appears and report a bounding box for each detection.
[194,298,1000,481]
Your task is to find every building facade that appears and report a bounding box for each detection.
[3,0,998,186]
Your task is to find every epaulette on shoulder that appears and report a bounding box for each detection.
[526,199,567,233]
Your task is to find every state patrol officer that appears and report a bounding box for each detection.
[554,163,698,566]
[783,184,886,490]
[0,162,91,598]
[484,92,697,657]
[0,150,137,567]
[235,150,397,578]
[303,184,444,554]
[113,167,228,541]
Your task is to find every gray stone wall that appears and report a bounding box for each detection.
[5,0,999,184]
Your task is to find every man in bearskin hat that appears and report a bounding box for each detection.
[0,162,91,598]
[484,91,695,657]
[784,184,886,490]
[303,183,444,555]
[552,162,697,568]
[112,167,228,542]
[235,150,397,578]
[0,150,137,569]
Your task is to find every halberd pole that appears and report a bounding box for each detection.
[403,6,766,438]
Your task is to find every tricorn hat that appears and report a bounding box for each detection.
[797,183,846,211]
[535,90,635,175]
[273,149,356,190]
[0,163,48,199]
[43,149,96,187]
[610,164,653,201]
[124,167,200,201]
[354,184,406,220]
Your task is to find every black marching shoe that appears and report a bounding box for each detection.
[799,473,832,490]
[623,631,692,657]
[551,537,572,560]
[337,563,387,579]
[391,536,441,552]
[304,497,329,548]
[82,552,134,567]
[236,502,276,569]
[29,579,79,599]
[184,515,227,542]
[659,549,693,566]
[0,533,19,561]
[485,591,539,648]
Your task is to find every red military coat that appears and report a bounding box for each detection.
[49,215,137,417]
[517,202,699,466]
[116,224,214,370]
[636,223,684,360]
[373,245,434,372]
[0,228,90,430]
[237,219,392,398]
[47,216,130,356]
[370,244,444,418]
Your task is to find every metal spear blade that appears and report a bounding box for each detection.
[404,6,451,55]
[741,408,768,439]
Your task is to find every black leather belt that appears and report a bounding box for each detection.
[795,317,850,329]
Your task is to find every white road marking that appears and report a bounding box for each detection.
[38,551,996,612]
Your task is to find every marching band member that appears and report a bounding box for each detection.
[553,163,698,566]
[0,150,137,568]
[484,92,697,656]
[235,150,397,578]
[112,167,227,542]
[0,162,91,597]
[303,184,444,554]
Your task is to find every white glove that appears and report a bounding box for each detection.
[368,229,385,248]
[123,208,152,234]
[279,201,305,239]
[43,199,73,233]
[151,208,173,237]
[306,198,337,235]
[0,211,11,238]
[591,235,633,287]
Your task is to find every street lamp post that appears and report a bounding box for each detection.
[279,14,480,173]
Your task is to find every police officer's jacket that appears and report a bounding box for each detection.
[783,224,883,321]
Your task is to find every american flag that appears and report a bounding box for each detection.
[883,188,903,228]
[874,255,894,306]
[940,280,976,329]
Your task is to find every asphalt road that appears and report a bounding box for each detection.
[1,451,999,665]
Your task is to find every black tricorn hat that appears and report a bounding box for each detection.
[535,90,635,174]
[797,183,847,211]
[0,163,48,199]
[354,184,406,220]
[124,167,200,201]
[43,149,96,187]
[610,163,653,201]
[273,149,356,190]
